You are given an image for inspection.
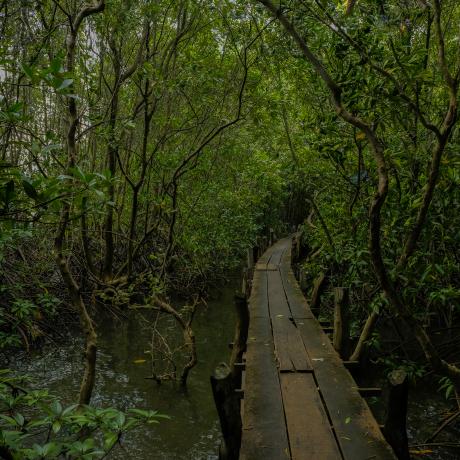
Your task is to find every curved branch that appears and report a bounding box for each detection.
[259,0,460,391]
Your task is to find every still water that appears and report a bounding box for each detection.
[12,281,238,459]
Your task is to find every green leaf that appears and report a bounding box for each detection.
[62,403,78,416]
[21,63,35,80]
[115,411,125,428]
[21,178,39,200]
[13,413,25,427]
[49,56,64,74]
[0,414,17,426]
[50,399,62,416]
[57,79,74,91]
[42,441,61,457]
[52,420,61,433]
[104,432,118,451]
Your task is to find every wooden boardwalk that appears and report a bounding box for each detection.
[239,238,396,460]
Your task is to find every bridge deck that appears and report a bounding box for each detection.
[240,237,396,460]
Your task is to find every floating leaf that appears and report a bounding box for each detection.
[133,359,146,364]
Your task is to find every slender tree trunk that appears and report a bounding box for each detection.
[53,1,105,405]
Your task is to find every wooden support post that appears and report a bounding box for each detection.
[261,236,268,253]
[291,235,298,264]
[310,272,327,316]
[299,270,308,292]
[211,363,242,460]
[383,369,409,460]
[230,294,250,384]
[269,228,274,246]
[242,267,253,299]
[255,237,261,259]
[252,246,258,264]
[333,287,351,359]
[291,233,301,264]
[246,248,254,271]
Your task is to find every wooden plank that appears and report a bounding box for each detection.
[255,262,268,270]
[249,270,269,318]
[276,239,314,319]
[281,241,292,266]
[280,373,341,460]
[267,270,292,318]
[241,316,290,460]
[257,250,271,265]
[265,263,278,271]
[257,238,284,265]
[268,238,289,267]
[281,266,315,319]
[268,248,284,267]
[297,319,397,460]
[272,316,312,372]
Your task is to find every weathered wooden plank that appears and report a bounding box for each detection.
[257,250,271,265]
[249,270,269,318]
[280,373,341,460]
[267,270,292,318]
[241,316,290,460]
[272,316,312,372]
[257,238,285,266]
[277,240,314,319]
[268,248,285,267]
[255,262,268,270]
[297,319,396,460]
[268,238,290,265]
[281,240,292,266]
[280,265,315,319]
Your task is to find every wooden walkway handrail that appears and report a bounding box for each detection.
[239,237,397,460]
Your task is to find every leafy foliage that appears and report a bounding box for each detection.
[0,370,168,459]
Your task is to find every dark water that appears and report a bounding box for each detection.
[10,277,460,460]
[406,382,460,460]
[11,281,238,459]
[368,375,460,460]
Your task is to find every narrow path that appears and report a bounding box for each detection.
[240,237,396,460]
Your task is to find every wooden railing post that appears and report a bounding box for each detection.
[246,248,254,271]
[230,294,249,383]
[291,233,300,264]
[383,369,409,460]
[241,268,249,298]
[333,287,351,359]
[261,236,268,254]
[211,293,249,460]
[211,363,242,460]
[299,269,308,292]
[269,228,274,246]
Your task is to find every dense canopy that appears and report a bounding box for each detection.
[1,1,459,458]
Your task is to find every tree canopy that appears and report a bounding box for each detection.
[1,0,460,457]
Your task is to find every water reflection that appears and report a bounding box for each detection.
[12,280,238,459]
